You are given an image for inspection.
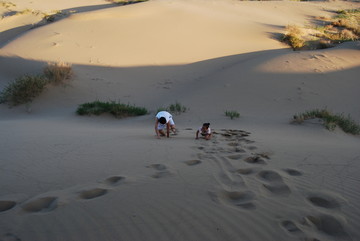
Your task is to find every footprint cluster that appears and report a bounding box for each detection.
[192,128,350,240]
[0,175,126,217]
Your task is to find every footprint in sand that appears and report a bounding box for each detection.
[257,170,291,195]
[235,168,258,175]
[306,193,341,210]
[21,197,58,213]
[147,164,171,178]
[305,214,350,239]
[79,188,108,200]
[227,154,244,160]
[0,233,21,241]
[104,176,126,186]
[243,156,267,165]
[184,159,202,166]
[281,220,303,234]
[0,201,16,213]
[283,168,303,176]
[217,190,256,210]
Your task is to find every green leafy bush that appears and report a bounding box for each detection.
[225,110,240,119]
[77,100,148,118]
[293,109,360,135]
[0,62,72,107]
[0,75,48,106]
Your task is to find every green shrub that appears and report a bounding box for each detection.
[168,101,187,114]
[225,110,240,120]
[77,100,148,118]
[293,108,360,135]
[0,75,48,106]
[0,62,73,107]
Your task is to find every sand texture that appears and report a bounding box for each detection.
[1,0,360,240]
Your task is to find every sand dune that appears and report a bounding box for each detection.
[1,0,360,240]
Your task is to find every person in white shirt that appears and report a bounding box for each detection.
[196,123,212,140]
[155,111,176,138]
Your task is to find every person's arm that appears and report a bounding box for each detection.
[166,122,170,138]
[155,119,160,138]
[196,130,199,139]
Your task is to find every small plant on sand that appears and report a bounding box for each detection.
[281,9,360,50]
[292,108,360,135]
[0,75,48,106]
[0,62,73,107]
[168,101,187,114]
[282,25,306,50]
[225,110,240,120]
[157,101,187,115]
[43,62,73,84]
[76,100,148,118]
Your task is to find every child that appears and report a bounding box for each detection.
[196,123,212,140]
[155,111,176,138]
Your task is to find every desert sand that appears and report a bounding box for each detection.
[1,0,360,240]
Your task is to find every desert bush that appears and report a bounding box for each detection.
[0,62,72,107]
[225,110,240,120]
[76,100,148,118]
[0,75,48,106]
[168,101,187,114]
[157,101,187,115]
[282,25,306,50]
[43,62,72,84]
[292,109,360,135]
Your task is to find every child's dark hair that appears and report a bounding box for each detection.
[203,123,210,127]
[159,117,166,124]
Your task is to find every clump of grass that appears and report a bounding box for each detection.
[77,100,148,118]
[225,110,240,120]
[281,9,360,50]
[158,101,187,115]
[43,62,72,84]
[0,75,48,106]
[0,62,72,107]
[282,25,306,50]
[292,109,360,135]
[168,101,187,114]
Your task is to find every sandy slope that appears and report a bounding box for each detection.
[1,0,360,240]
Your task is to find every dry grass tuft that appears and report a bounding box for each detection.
[43,62,73,85]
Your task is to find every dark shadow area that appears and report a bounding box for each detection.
[1,41,359,122]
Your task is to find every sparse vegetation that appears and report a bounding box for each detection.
[43,62,73,84]
[0,75,48,106]
[225,110,240,120]
[282,25,306,50]
[168,101,187,114]
[158,101,187,115]
[0,63,72,107]
[281,8,360,50]
[292,109,360,135]
[76,101,148,118]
